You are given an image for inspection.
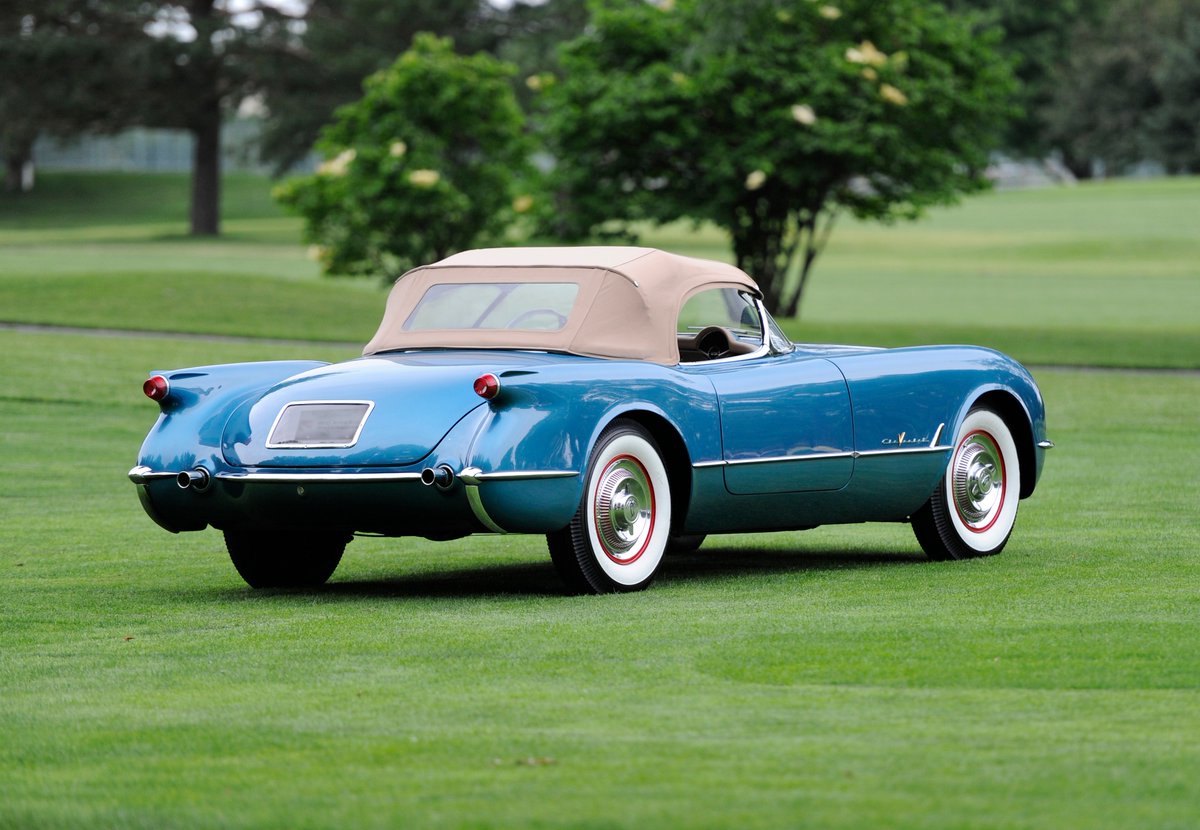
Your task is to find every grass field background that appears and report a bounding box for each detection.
[1,174,1198,828]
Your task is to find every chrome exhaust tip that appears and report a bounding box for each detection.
[420,465,456,490]
[176,467,211,492]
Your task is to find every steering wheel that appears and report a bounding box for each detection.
[694,326,732,360]
[507,307,568,329]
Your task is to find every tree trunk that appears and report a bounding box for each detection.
[3,155,23,194]
[3,137,33,194]
[190,100,221,236]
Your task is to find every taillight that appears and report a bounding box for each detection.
[143,375,170,402]
[473,373,501,400]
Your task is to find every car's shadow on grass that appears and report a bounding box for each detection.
[214,546,927,602]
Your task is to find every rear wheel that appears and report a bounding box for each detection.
[547,420,672,594]
[224,527,350,588]
[912,407,1021,560]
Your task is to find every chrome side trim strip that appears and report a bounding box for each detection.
[128,466,177,484]
[215,471,422,482]
[474,469,579,481]
[855,445,953,458]
[726,451,856,466]
[1037,440,1055,449]
[457,466,577,484]
[691,445,953,469]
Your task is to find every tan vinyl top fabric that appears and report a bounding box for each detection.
[362,247,762,365]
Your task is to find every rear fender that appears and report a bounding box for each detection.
[454,364,719,533]
[136,361,329,476]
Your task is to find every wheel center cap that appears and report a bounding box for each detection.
[612,492,640,526]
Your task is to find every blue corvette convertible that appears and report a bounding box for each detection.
[130,247,1051,593]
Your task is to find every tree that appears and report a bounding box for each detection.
[275,34,531,279]
[255,0,502,174]
[941,0,1107,163]
[1148,10,1200,173]
[0,3,142,192]
[540,0,1017,318]
[125,0,303,235]
[1046,0,1200,175]
[1,1,303,232]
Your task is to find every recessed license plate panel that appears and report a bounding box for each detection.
[266,401,374,449]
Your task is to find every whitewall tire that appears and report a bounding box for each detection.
[912,407,1021,560]
[547,420,672,593]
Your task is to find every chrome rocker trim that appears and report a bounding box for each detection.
[1037,440,1055,449]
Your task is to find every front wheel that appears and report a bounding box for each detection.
[547,420,672,594]
[911,407,1021,560]
[224,527,350,588]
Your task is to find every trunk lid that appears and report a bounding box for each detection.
[222,353,513,468]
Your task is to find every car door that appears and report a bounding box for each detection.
[677,288,854,495]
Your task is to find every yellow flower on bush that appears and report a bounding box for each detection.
[408,169,441,188]
[512,195,534,213]
[317,148,356,176]
[880,83,908,105]
[791,104,817,125]
[745,170,767,190]
[389,141,407,158]
[862,67,879,81]
[819,5,841,19]
[846,41,888,67]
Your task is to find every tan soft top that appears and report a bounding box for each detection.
[362,247,761,365]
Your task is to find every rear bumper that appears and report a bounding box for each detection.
[128,465,580,537]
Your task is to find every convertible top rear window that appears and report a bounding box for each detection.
[403,282,579,332]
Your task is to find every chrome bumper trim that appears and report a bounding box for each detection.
[214,471,422,482]
[128,466,177,484]
[1037,440,1055,449]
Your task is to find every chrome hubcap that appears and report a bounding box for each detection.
[594,457,654,560]
[952,433,1004,526]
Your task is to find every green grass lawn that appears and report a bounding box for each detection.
[1,172,1198,367]
[1,173,1198,827]
[1,329,1197,829]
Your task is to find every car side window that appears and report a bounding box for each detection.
[677,288,764,362]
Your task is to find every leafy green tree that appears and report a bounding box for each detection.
[941,0,1106,162]
[256,0,502,173]
[1047,0,1200,174]
[540,0,1017,317]
[275,34,531,279]
[1148,11,1200,172]
[1,1,303,232]
[0,2,142,192]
